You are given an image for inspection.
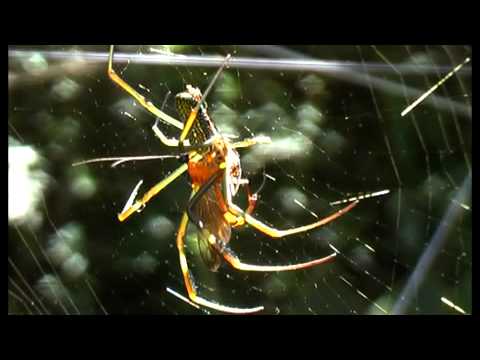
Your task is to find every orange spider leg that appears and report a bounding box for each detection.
[211,175,256,216]
[188,172,338,273]
[236,200,359,238]
[176,198,264,314]
[219,245,336,272]
[244,183,258,216]
[222,168,359,238]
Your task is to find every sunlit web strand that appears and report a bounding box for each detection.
[329,244,393,295]
[8,289,34,315]
[428,47,472,174]
[338,275,388,314]
[72,155,181,168]
[322,276,358,314]
[442,46,471,118]
[440,296,468,315]
[253,45,471,119]
[9,45,470,315]
[14,224,74,315]
[10,49,471,75]
[329,189,390,206]
[8,276,43,314]
[392,173,471,314]
[40,191,107,315]
[401,57,471,117]
[358,46,406,308]
[8,257,50,314]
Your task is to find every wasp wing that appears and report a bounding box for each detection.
[191,183,231,272]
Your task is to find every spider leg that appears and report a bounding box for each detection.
[107,45,184,134]
[108,45,207,151]
[152,121,225,153]
[223,169,359,238]
[186,171,335,272]
[228,200,358,238]
[175,205,264,314]
[117,160,196,222]
[241,167,268,217]
[244,183,258,216]
[178,54,231,143]
[217,241,336,272]
[150,54,232,150]
[152,118,186,147]
[231,135,272,149]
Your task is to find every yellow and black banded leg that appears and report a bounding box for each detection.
[107,45,184,142]
[232,135,272,149]
[178,54,232,144]
[151,55,233,150]
[152,122,227,153]
[117,162,191,222]
[175,205,264,314]
[151,119,187,147]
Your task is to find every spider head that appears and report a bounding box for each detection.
[176,85,216,145]
[175,85,208,121]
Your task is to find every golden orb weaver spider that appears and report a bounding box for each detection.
[99,46,359,314]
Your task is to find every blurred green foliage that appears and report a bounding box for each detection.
[8,45,471,315]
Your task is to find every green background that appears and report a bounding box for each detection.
[8,45,472,315]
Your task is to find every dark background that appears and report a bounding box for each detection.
[8,45,471,315]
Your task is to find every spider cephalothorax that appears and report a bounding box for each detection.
[175,85,216,147]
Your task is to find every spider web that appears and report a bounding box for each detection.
[8,45,472,315]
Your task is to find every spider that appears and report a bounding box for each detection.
[105,45,358,314]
